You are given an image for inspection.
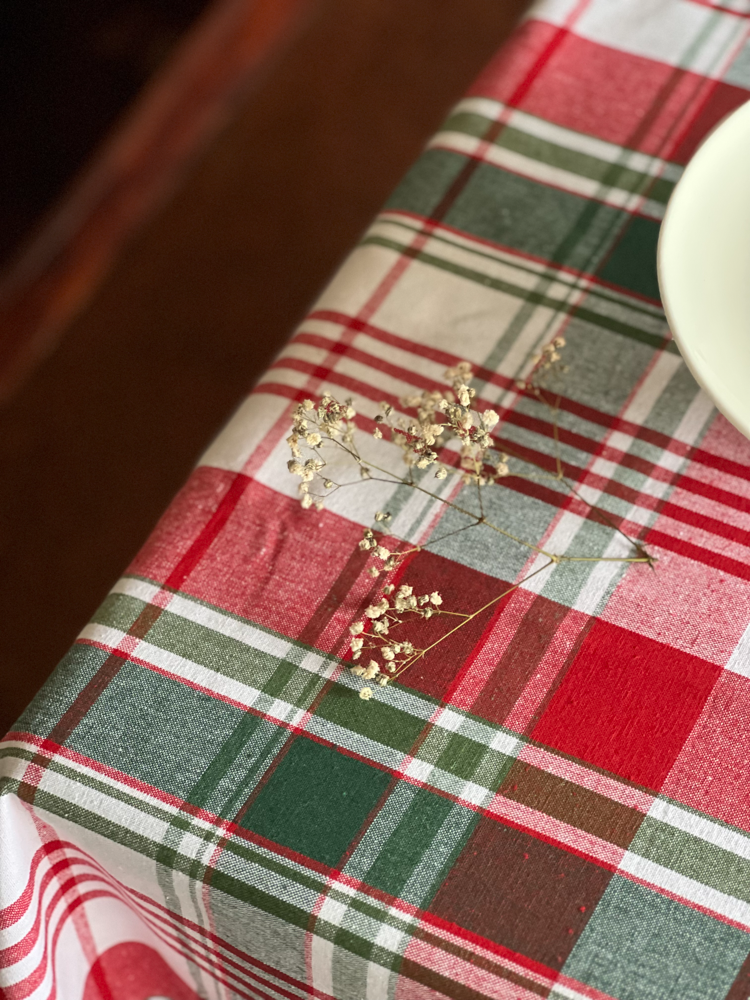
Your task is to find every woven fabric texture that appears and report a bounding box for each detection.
[4,0,750,997]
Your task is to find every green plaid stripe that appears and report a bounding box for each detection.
[431,98,682,219]
[5,574,750,934]
[6,728,749,998]
[384,151,663,304]
[364,213,670,352]
[80,577,526,798]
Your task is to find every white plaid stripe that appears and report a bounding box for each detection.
[533,0,748,76]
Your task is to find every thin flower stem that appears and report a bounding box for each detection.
[492,440,554,477]
[507,471,565,483]
[562,554,651,563]
[392,560,555,678]
[563,478,650,554]
[551,396,564,480]
[491,413,651,563]
[333,440,554,557]
[422,520,483,548]
[328,436,652,566]
[477,480,485,519]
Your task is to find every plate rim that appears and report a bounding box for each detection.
[656,96,750,441]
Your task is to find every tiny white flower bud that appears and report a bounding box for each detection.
[364,599,388,619]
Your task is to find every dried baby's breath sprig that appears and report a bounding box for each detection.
[286,393,361,508]
[346,584,453,687]
[514,335,568,397]
[285,338,655,699]
[386,364,506,487]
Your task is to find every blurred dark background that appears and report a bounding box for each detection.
[0,0,209,267]
[0,0,528,733]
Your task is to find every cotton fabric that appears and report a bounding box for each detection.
[3,1,750,997]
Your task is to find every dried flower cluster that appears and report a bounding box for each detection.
[284,338,654,700]
[515,336,567,395]
[375,360,509,487]
[287,395,360,509]
[347,584,447,700]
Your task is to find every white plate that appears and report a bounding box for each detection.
[657,98,750,440]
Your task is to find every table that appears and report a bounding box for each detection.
[3,0,750,997]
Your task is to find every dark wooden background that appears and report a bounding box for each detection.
[0,0,209,268]
[0,0,528,733]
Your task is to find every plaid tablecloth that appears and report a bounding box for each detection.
[4,1,750,997]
